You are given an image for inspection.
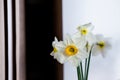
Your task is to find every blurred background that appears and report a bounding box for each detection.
[62,0,120,80]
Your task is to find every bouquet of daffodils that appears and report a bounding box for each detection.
[50,23,112,80]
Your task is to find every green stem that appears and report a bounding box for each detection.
[77,66,81,80]
[86,52,91,80]
[80,62,83,80]
[84,58,88,79]
[86,45,93,80]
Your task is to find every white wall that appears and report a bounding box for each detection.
[62,0,120,80]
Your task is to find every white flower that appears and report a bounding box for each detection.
[56,34,88,67]
[92,34,112,58]
[50,37,59,57]
[76,23,96,46]
[50,37,66,63]
[77,23,94,36]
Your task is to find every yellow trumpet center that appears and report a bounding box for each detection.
[97,41,105,49]
[81,28,88,35]
[65,45,78,56]
[53,47,58,53]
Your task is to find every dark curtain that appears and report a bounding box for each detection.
[25,0,55,80]
[25,0,63,80]
[2,0,63,80]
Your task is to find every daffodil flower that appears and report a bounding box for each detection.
[50,37,59,56]
[56,34,88,67]
[92,34,112,57]
[76,23,96,46]
[50,37,66,63]
[77,23,94,36]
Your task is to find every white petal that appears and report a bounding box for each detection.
[105,42,112,50]
[55,41,65,48]
[72,32,82,39]
[68,57,80,67]
[95,34,104,41]
[75,37,87,48]
[56,53,67,64]
[54,36,58,42]
[77,26,82,31]
[83,23,94,31]
[52,37,58,47]
[76,49,88,60]
[92,45,100,56]
[105,38,112,49]
[64,34,73,45]
[50,51,54,56]
[101,49,107,58]
[86,33,96,45]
